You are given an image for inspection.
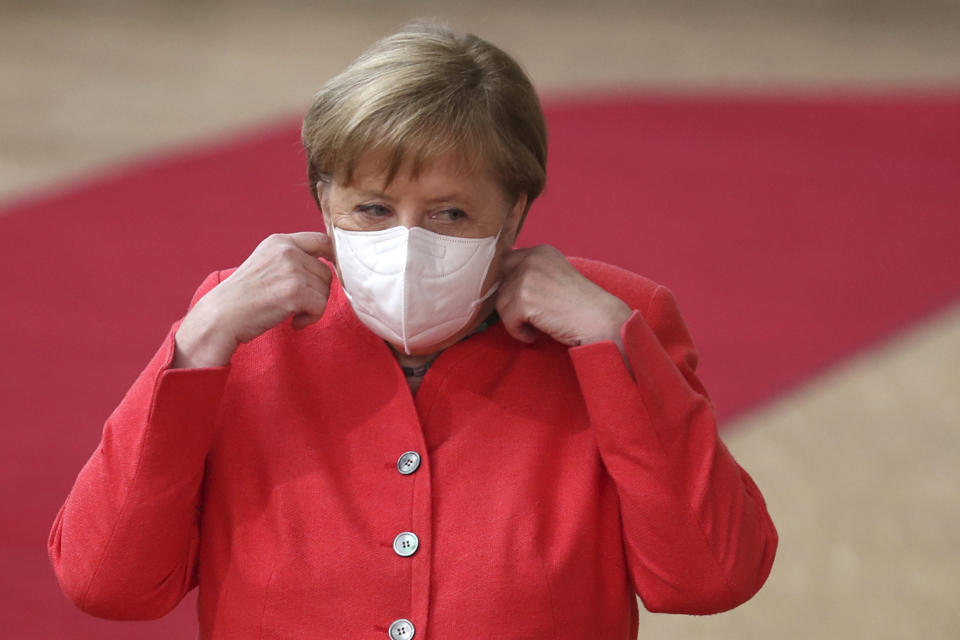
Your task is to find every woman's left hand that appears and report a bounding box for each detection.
[495,245,632,348]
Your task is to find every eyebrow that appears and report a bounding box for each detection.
[425,194,470,205]
[353,189,471,206]
[355,188,392,200]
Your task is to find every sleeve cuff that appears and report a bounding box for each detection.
[568,309,655,393]
[110,319,233,473]
[567,307,708,451]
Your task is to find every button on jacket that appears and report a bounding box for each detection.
[49,257,778,639]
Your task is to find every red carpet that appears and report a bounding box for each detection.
[2,92,958,637]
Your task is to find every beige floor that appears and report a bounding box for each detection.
[644,302,960,638]
[4,1,959,637]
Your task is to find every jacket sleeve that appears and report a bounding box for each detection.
[568,284,778,615]
[48,270,231,620]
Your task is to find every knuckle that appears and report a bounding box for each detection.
[305,284,326,304]
[261,233,286,248]
[531,244,560,261]
[517,283,536,306]
[276,243,301,261]
[280,299,301,316]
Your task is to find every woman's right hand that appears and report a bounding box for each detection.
[172,232,335,369]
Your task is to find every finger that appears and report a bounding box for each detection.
[494,285,538,343]
[287,231,336,260]
[296,252,333,284]
[291,312,323,331]
[295,279,331,314]
[499,247,531,273]
[276,278,329,328]
[289,284,329,330]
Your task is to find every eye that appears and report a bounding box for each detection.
[356,204,392,218]
[434,208,467,222]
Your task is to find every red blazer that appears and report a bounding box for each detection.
[49,257,777,639]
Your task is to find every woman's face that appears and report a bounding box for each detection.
[318,149,524,238]
[317,149,528,355]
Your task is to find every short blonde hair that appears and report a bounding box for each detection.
[301,20,547,216]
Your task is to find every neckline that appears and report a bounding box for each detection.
[399,311,501,378]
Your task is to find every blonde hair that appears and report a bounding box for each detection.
[301,20,547,216]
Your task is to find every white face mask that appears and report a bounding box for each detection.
[332,223,502,354]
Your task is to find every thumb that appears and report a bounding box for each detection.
[513,323,540,343]
[497,302,540,344]
[291,312,324,331]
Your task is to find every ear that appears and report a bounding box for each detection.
[503,193,528,248]
[316,182,333,234]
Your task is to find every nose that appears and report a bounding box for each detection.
[396,210,421,229]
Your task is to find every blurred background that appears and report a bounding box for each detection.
[2,1,958,638]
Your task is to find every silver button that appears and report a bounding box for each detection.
[388,618,415,639]
[397,451,421,475]
[392,531,419,557]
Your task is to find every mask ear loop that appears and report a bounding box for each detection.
[471,280,500,309]
[470,214,510,310]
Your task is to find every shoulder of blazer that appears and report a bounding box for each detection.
[565,256,662,312]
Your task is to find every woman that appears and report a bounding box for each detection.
[49,21,777,639]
